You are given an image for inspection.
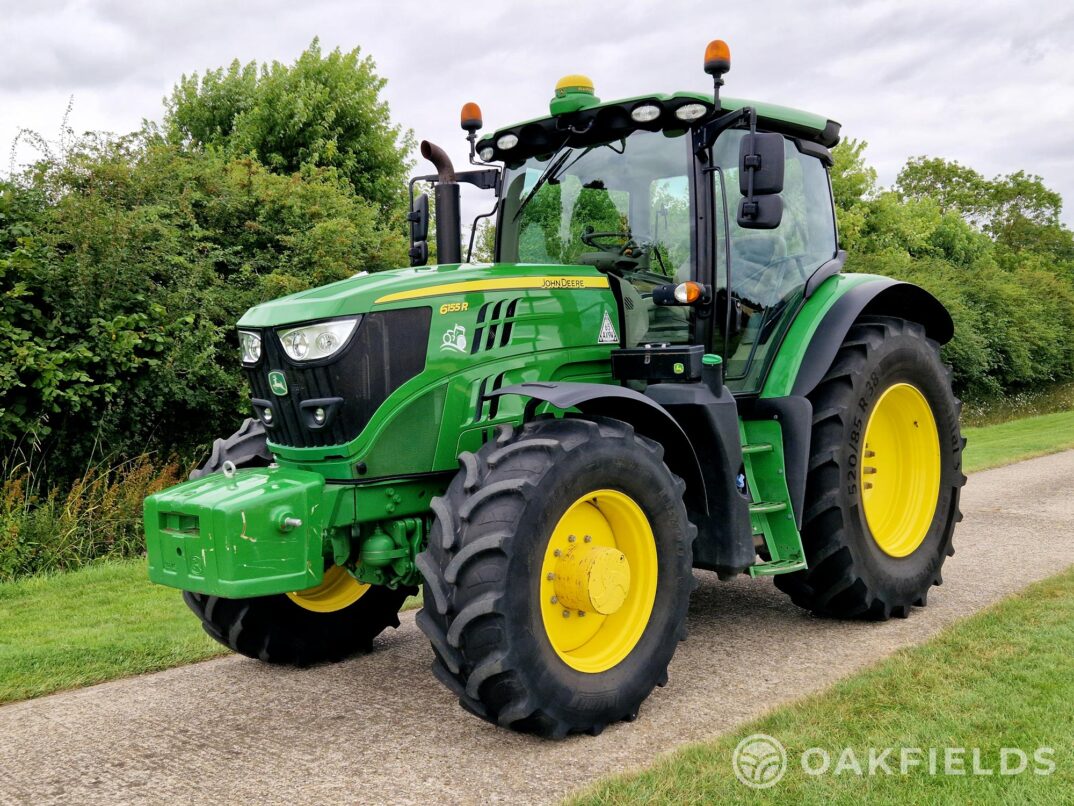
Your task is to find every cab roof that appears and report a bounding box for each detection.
[477,91,840,166]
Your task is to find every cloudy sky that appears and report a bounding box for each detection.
[3,0,1073,225]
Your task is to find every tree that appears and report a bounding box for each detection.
[897,158,1073,260]
[1,131,408,479]
[163,39,414,215]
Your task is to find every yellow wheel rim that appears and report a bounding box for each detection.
[861,383,941,558]
[540,489,658,674]
[286,566,370,613]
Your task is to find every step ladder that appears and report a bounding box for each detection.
[740,420,807,576]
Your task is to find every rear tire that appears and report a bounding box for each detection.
[183,419,412,664]
[417,416,696,737]
[774,316,966,620]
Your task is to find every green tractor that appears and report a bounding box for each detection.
[144,40,965,738]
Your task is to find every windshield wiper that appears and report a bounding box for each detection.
[511,138,628,222]
[512,145,575,222]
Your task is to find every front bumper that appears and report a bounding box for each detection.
[144,467,329,598]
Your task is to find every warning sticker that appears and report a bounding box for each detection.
[598,311,619,344]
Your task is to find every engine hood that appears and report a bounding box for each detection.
[237,262,609,327]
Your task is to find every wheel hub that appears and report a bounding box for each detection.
[860,382,941,558]
[553,544,631,615]
[539,489,658,673]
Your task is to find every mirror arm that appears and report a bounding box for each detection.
[695,106,752,156]
[454,168,501,192]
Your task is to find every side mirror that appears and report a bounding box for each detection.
[737,132,784,229]
[409,239,429,267]
[737,195,783,230]
[408,193,429,266]
[409,192,429,242]
[738,132,784,195]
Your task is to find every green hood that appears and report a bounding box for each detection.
[237,262,608,327]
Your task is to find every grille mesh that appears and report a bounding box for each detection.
[245,308,431,448]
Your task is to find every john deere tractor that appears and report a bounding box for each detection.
[145,40,965,737]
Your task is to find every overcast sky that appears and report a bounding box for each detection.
[3,0,1073,227]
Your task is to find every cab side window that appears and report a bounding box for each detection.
[713,130,837,390]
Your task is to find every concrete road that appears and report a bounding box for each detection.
[2,451,1073,806]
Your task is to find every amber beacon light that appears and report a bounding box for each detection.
[460,102,483,132]
[704,39,731,76]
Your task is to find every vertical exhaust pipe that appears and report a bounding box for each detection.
[420,141,462,264]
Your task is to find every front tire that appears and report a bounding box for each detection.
[774,316,966,619]
[417,417,696,737]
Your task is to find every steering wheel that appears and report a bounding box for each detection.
[580,230,649,258]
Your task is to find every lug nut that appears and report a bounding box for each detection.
[547,572,555,581]
[562,610,570,618]
[553,548,561,557]
[550,595,558,604]
[577,611,585,617]
[568,535,576,543]
[583,535,592,543]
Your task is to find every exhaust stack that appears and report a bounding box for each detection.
[420,140,462,264]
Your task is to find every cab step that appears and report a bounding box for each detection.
[749,557,808,577]
[740,418,806,578]
[741,442,773,455]
[748,500,787,515]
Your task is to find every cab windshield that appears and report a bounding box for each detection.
[498,128,694,344]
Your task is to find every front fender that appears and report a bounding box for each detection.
[489,382,708,515]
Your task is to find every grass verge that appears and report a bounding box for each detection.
[0,558,422,705]
[963,409,1074,472]
[571,567,1074,804]
[0,559,226,705]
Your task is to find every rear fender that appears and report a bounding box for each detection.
[764,275,953,399]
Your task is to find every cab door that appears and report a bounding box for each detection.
[704,130,839,393]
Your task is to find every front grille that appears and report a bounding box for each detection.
[245,308,431,448]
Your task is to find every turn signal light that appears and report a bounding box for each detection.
[704,39,731,76]
[675,281,703,304]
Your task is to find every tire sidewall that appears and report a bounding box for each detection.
[840,332,960,600]
[474,424,691,723]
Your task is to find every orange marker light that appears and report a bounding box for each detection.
[675,281,703,304]
[460,102,483,132]
[704,39,731,76]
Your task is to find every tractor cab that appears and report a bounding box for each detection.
[412,56,844,396]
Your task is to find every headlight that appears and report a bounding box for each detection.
[675,103,708,121]
[277,318,360,362]
[631,104,662,123]
[239,330,262,364]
